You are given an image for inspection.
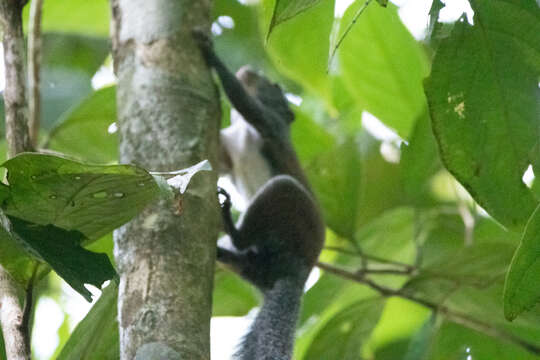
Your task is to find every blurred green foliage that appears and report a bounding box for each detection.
[0,0,539,359]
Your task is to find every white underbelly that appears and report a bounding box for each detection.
[220,121,272,202]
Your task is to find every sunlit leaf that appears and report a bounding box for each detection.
[23,0,110,36]
[504,204,540,320]
[265,0,335,103]
[57,281,119,359]
[47,86,117,163]
[265,0,322,37]
[339,2,429,138]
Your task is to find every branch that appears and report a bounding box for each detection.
[323,246,415,271]
[27,0,44,149]
[0,0,32,158]
[0,267,30,360]
[316,261,540,355]
[0,2,33,359]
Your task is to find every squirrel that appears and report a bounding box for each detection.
[193,29,325,360]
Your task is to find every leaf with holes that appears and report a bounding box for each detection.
[425,0,540,229]
[1,153,161,240]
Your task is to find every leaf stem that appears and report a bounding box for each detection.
[328,0,372,71]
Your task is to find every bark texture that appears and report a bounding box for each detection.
[0,1,32,359]
[109,0,220,359]
[0,267,29,360]
[0,0,32,158]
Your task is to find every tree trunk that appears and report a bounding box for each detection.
[0,1,32,359]
[109,0,220,359]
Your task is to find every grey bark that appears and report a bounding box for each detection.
[0,267,29,360]
[0,1,32,359]
[109,0,220,359]
[0,0,32,158]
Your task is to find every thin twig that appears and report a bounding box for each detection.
[323,245,415,270]
[357,268,412,275]
[316,261,540,355]
[27,0,44,149]
[327,0,372,71]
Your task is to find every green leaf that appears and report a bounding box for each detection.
[57,281,119,360]
[504,204,540,320]
[212,270,260,316]
[23,1,110,36]
[402,316,439,360]
[404,242,514,304]
[265,0,335,102]
[213,0,273,73]
[47,86,117,163]
[41,33,110,77]
[307,131,405,239]
[425,0,540,229]
[428,321,540,360]
[0,213,41,285]
[41,34,110,131]
[265,0,323,37]
[427,0,444,42]
[339,2,429,138]
[400,109,441,205]
[302,298,385,360]
[2,153,160,240]
[356,207,417,267]
[7,217,115,302]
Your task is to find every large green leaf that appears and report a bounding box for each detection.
[265,0,335,103]
[303,130,405,239]
[0,34,109,134]
[428,321,540,360]
[504,204,540,320]
[6,217,115,302]
[425,0,540,229]
[2,153,160,240]
[40,34,110,131]
[264,0,322,37]
[0,212,42,285]
[355,207,417,267]
[302,298,385,360]
[400,109,441,205]
[339,2,429,138]
[47,86,118,163]
[213,0,272,74]
[23,0,110,36]
[57,281,119,360]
